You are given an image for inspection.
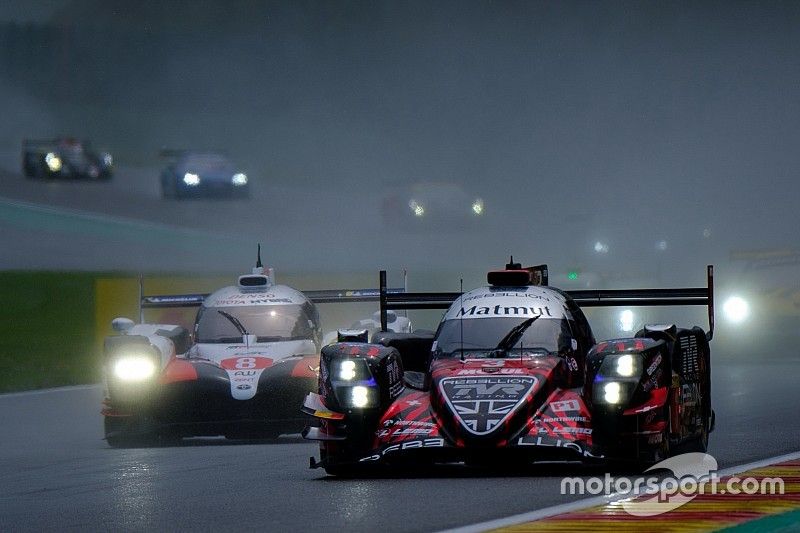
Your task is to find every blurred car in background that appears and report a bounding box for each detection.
[22,137,113,180]
[382,181,485,229]
[159,150,249,199]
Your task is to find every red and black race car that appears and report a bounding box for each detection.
[303,260,715,475]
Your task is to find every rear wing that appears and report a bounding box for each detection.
[378,265,715,340]
[137,279,406,323]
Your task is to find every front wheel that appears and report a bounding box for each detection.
[104,416,168,448]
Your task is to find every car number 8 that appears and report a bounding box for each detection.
[235,357,257,369]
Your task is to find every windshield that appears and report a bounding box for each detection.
[195,304,317,343]
[179,153,234,174]
[434,317,574,358]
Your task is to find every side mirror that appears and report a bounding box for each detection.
[111,317,135,333]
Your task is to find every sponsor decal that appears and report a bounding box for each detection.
[456,305,553,318]
[462,292,553,303]
[386,358,404,399]
[517,435,603,458]
[214,296,294,306]
[546,426,592,435]
[647,353,662,375]
[358,438,446,461]
[643,368,663,392]
[439,376,538,435]
[221,357,272,400]
[376,427,435,437]
[220,357,273,370]
[456,368,527,375]
[382,438,445,455]
[536,416,588,424]
[550,399,581,412]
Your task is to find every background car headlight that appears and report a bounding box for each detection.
[183,172,200,186]
[408,199,425,217]
[231,173,248,186]
[723,296,750,324]
[113,355,157,381]
[45,152,62,172]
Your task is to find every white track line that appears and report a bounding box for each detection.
[0,383,102,399]
[440,450,800,533]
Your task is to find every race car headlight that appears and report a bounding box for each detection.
[231,173,248,186]
[45,152,62,172]
[183,172,200,186]
[113,355,157,382]
[593,353,641,406]
[102,153,113,166]
[599,352,642,378]
[602,382,622,404]
[333,358,371,382]
[592,378,636,406]
[471,198,484,215]
[723,296,750,324]
[350,386,371,408]
[408,199,425,217]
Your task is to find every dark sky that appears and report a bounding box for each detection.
[2,1,800,278]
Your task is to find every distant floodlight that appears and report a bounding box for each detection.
[594,241,609,254]
[703,228,712,238]
[723,296,750,324]
[471,199,484,215]
[656,240,668,251]
[619,309,634,332]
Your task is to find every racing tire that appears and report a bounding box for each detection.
[320,448,362,477]
[104,416,172,448]
[675,405,709,454]
[161,177,178,199]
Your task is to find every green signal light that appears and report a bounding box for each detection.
[567,271,579,280]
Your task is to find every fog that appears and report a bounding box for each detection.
[1,1,799,330]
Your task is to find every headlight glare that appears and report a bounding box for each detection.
[183,172,200,186]
[45,152,62,172]
[351,386,370,408]
[113,355,156,382]
[723,296,750,324]
[409,199,425,217]
[615,353,636,377]
[603,382,622,404]
[231,173,248,186]
[338,360,357,381]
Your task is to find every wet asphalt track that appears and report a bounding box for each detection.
[1,358,798,533]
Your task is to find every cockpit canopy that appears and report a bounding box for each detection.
[194,303,320,345]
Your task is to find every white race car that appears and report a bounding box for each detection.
[102,251,405,446]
